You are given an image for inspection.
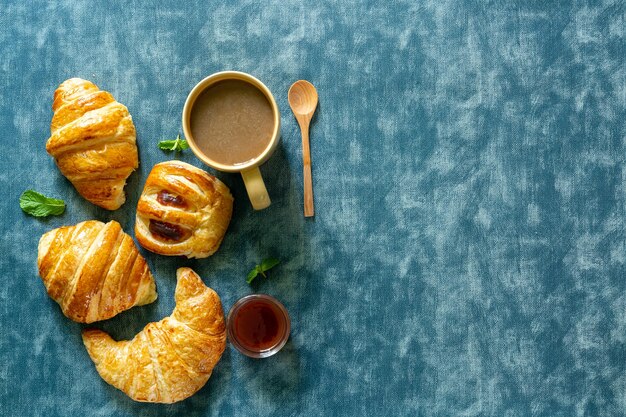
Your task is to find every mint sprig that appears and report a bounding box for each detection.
[158,134,189,152]
[247,258,280,284]
[20,190,65,217]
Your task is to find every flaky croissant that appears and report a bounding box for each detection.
[37,220,157,323]
[82,268,226,403]
[46,78,139,210]
[135,161,233,258]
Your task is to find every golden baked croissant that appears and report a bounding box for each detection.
[46,78,139,210]
[82,267,226,403]
[135,161,233,258]
[37,220,157,323]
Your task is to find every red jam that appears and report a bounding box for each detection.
[149,220,187,241]
[157,190,187,208]
[227,295,290,358]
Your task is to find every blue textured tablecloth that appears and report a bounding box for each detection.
[1,1,625,416]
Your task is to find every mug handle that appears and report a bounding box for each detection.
[241,167,271,210]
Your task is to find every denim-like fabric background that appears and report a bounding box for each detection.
[1,1,625,416]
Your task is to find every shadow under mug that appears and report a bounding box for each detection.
[182,71,280,210]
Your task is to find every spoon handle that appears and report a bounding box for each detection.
[299,119,314,217]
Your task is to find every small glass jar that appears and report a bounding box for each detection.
[227,294,291,358]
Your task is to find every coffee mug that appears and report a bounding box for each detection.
[182,71,280,210]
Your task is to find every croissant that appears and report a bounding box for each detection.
[135,161,233,258]
[82,268,226,403]
[37,220,157,323]
[46,78,138,210]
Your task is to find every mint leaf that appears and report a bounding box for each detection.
[158,140,177,150]
[260,258,280,272]
[247,258,280,284]
[158,134,189,152]
[246,267,260,284]
[20,190,65,217]
[174,138,190,150]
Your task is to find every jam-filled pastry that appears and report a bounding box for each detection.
[46,78,139,210]
[37,220,157,323]
[135,161,233,259]
[82,268,226,403]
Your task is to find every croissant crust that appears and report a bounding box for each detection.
[37,220,157,323]
[82,268,226,403]
[46,78,138,210]
[135,161,233,259]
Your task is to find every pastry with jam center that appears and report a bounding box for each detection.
[135,161,233,258]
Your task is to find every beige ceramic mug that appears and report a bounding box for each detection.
[182,71,280,210]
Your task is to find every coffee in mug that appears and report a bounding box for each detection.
[183,72,280,210]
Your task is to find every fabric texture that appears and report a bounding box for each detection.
[1,1,624,416]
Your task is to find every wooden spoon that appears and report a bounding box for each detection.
[288,80,318,217]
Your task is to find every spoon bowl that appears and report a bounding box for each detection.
[288,80,318,116]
